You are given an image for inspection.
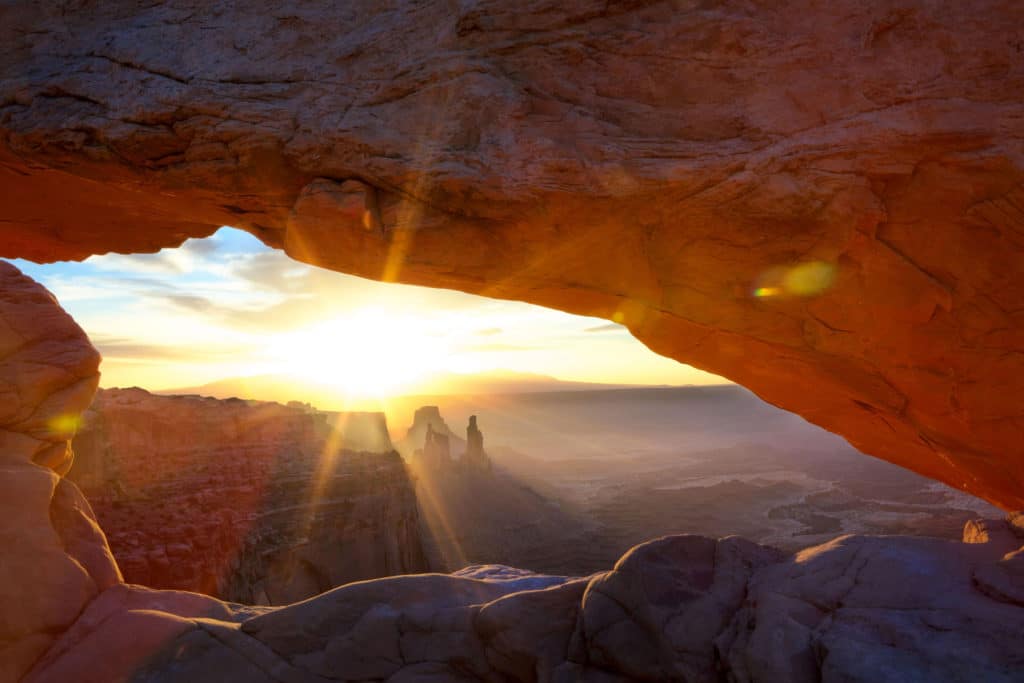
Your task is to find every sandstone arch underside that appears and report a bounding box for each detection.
[1,1,1022,508]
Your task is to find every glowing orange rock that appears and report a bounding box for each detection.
[1,2,1023,509]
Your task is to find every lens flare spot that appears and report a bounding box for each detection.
[783,261,836,296]
[47,413,81,436]
[752,260,837,299]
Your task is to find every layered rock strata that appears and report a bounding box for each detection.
[1,1,1023,507]
[69,389,429,604]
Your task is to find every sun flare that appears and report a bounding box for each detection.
[267,309,448,397]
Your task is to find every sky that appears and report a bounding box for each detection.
[8,227,727,397]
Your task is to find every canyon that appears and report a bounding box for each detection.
[68,387,428,604]
[393,392,1005,577]
[1,1,1024,681]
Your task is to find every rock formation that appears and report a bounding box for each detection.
[414,423,454,470]
[22,531,1024,683]
[463,415,492,473]
[1,1,1023,508]
[0,261,116,682]
[69,388,429,604]
[402,406,491,473]
[397,406,465,461]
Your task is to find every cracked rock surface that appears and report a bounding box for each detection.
[0,1,1023,508]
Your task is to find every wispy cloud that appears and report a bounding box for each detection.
[230,251,311,293]
[584,323,626,333]
[86,237,220,275]
[460,342,540,353]
[164,294,217,313]
[92,335,241,361]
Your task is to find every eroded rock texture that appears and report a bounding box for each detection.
[69,388,429,604]
[0,262,117,682]
[1,1,1022,507]
[21,532,1024,683]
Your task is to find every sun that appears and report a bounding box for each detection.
[266,309,448,398]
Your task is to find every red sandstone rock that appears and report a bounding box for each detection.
[0,264,114,682]
[69,388,429,603]
[1,2,1022,507]
[0,262,99,474]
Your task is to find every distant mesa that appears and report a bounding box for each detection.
[418,423,454,469]
[397,405,465,459]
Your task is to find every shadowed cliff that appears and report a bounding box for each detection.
[69,388,429,604]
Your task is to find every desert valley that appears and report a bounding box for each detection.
[68,382,1002,603]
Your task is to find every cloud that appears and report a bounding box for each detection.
[116,276,177,291]
[85,252,183,275]
[460,342,540,353]
[179,237,221,257]
[584,323,626,333]
[229,251,311,293]
[85,236,221,276]
[163,294,217,313]
[475,327,503,336]
[92,336,239,362]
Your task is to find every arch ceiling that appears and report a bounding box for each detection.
[2,1,1022,508]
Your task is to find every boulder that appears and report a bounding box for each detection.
[721,535,1024,683]
[573,535,783,681]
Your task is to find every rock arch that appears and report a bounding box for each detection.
[1,1,1022,512]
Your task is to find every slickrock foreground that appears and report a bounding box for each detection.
[21,531,1024,682]
[2,1,1024,508]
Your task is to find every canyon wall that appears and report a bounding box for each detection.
[1,1,1023,507]
[69,388,429,604]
